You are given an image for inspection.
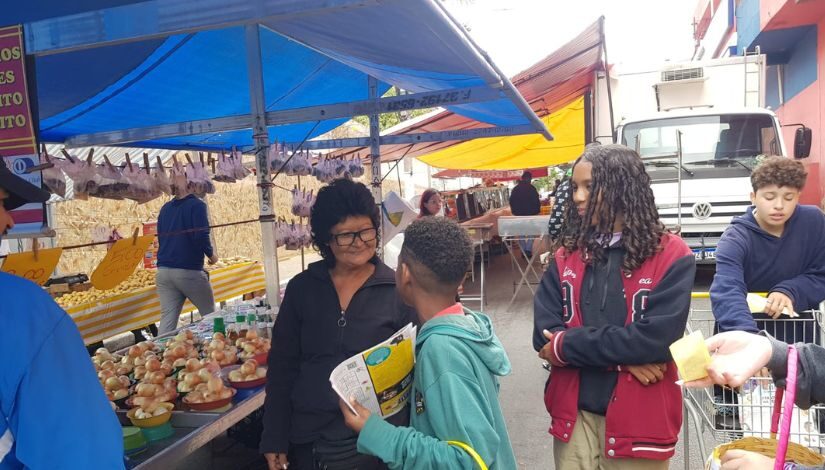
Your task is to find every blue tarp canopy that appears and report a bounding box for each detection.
[13,0,549,152]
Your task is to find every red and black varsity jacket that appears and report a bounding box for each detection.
[533,233,695,460]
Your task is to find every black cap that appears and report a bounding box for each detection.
[0,157,50,210]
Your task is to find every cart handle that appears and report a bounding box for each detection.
[690,291,767,299]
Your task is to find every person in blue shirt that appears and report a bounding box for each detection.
[710,156,825,430]
[0,159,124,469]
[156,192,218,334]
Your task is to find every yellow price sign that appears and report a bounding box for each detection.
[1,247,64,285]
[91,235,154,290]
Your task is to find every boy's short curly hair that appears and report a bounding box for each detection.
[310,178,379,266]
[400,217,472,294]
[751,157,807,192]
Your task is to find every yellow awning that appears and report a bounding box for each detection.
[419,96,585,170]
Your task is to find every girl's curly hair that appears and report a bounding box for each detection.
[560,144,664,274]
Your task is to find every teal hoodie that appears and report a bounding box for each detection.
[357,308,517,469]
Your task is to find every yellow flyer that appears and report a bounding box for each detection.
[329,323,417,417]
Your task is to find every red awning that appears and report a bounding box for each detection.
[326,18,605,162]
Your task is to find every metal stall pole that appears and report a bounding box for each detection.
[245,24,281,306]
[298,175,305,271]
[676,130,683,232]
[368,76,383,258]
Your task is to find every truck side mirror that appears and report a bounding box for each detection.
[794,127,812,159]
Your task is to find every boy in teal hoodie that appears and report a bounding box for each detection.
[340,216,517,469]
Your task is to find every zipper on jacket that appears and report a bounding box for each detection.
[337,309,346,354]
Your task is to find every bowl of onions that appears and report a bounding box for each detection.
[223,359,267,389]
[182,377,236,411]
[127,402,174,428]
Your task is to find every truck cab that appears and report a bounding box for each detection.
[616,108,787,263]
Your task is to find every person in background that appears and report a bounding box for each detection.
[548,168,573,247]
[509,171,541,259]
[534,145,695,469]
[156,191,218,334]
[685,330,825,470]
[509,171,541,216]
[418,189,443,217]
[416,188,466,297]
[710,156,825,430]
[340,217,517,469]
[261,179,416,470]
[0,159,124,468]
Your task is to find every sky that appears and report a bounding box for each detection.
[444,0,699,76]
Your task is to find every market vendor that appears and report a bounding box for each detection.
[260,178,417,470]
[0,159,124,468]
[156,191,218,334]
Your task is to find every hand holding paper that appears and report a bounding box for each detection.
[746,293,797,318]
[669,330,712,383]
[681,331,773,389]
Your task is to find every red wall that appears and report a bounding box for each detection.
[773,15,825,207]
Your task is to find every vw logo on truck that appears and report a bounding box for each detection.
[692,201,713,220]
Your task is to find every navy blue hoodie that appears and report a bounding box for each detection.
[157,195,214,271]
[711,205,825,333]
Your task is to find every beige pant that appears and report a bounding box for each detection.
[553,411,670,470]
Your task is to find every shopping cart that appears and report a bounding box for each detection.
[681,295,825,469]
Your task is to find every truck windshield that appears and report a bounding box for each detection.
[621,114,780,165]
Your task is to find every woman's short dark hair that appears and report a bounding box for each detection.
[310,178,379,266]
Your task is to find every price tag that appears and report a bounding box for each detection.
[91,235,154,290]
[1,247,63,285]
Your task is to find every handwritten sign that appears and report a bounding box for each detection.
[1,247,63,285]
[91,235,154,290]
[0,25,36,158]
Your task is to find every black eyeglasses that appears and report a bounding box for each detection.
[332,227,377,247]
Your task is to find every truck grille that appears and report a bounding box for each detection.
[657,200,750,225]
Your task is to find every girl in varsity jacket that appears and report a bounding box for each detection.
[533,144,696,470]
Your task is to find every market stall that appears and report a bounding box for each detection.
[56,259,265,345]
[7,0,552,465]
[92,307,273,468]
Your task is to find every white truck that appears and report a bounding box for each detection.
[594,54,811,263]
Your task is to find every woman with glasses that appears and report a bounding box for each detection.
[261,178,416,470]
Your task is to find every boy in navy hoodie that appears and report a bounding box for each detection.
[711,157,825,337]
[710,156,825,430]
